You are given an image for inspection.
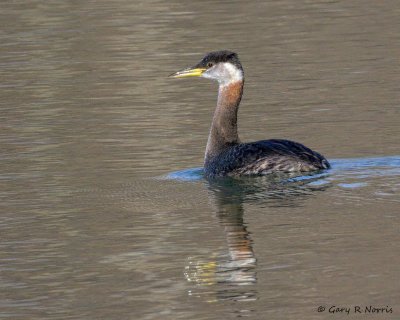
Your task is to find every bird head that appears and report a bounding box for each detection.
[170,50,243,86]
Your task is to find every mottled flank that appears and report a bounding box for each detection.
[205,139,330,178]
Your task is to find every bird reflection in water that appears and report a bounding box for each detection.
[184,173,330,302]
[184,178,257,302]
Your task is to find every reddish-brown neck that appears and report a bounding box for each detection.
[205,80,244,162]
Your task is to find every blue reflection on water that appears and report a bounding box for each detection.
[163,167,204,181]
[331,155,400,169]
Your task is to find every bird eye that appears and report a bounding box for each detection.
[207,62,214,68]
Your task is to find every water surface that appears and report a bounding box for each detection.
[1,0,399,319]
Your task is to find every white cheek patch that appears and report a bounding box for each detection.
[201,62,243,86]
[222,62,243,84]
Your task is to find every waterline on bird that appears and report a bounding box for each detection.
[161,155,400,187]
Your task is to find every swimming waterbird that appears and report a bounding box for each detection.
[170,50,330,178]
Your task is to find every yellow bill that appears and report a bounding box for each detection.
[169,68,206,78]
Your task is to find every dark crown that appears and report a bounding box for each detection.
[195,50,242,70]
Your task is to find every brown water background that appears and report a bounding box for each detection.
[1,1,399,319]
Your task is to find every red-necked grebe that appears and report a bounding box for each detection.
[170,50,330,178]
